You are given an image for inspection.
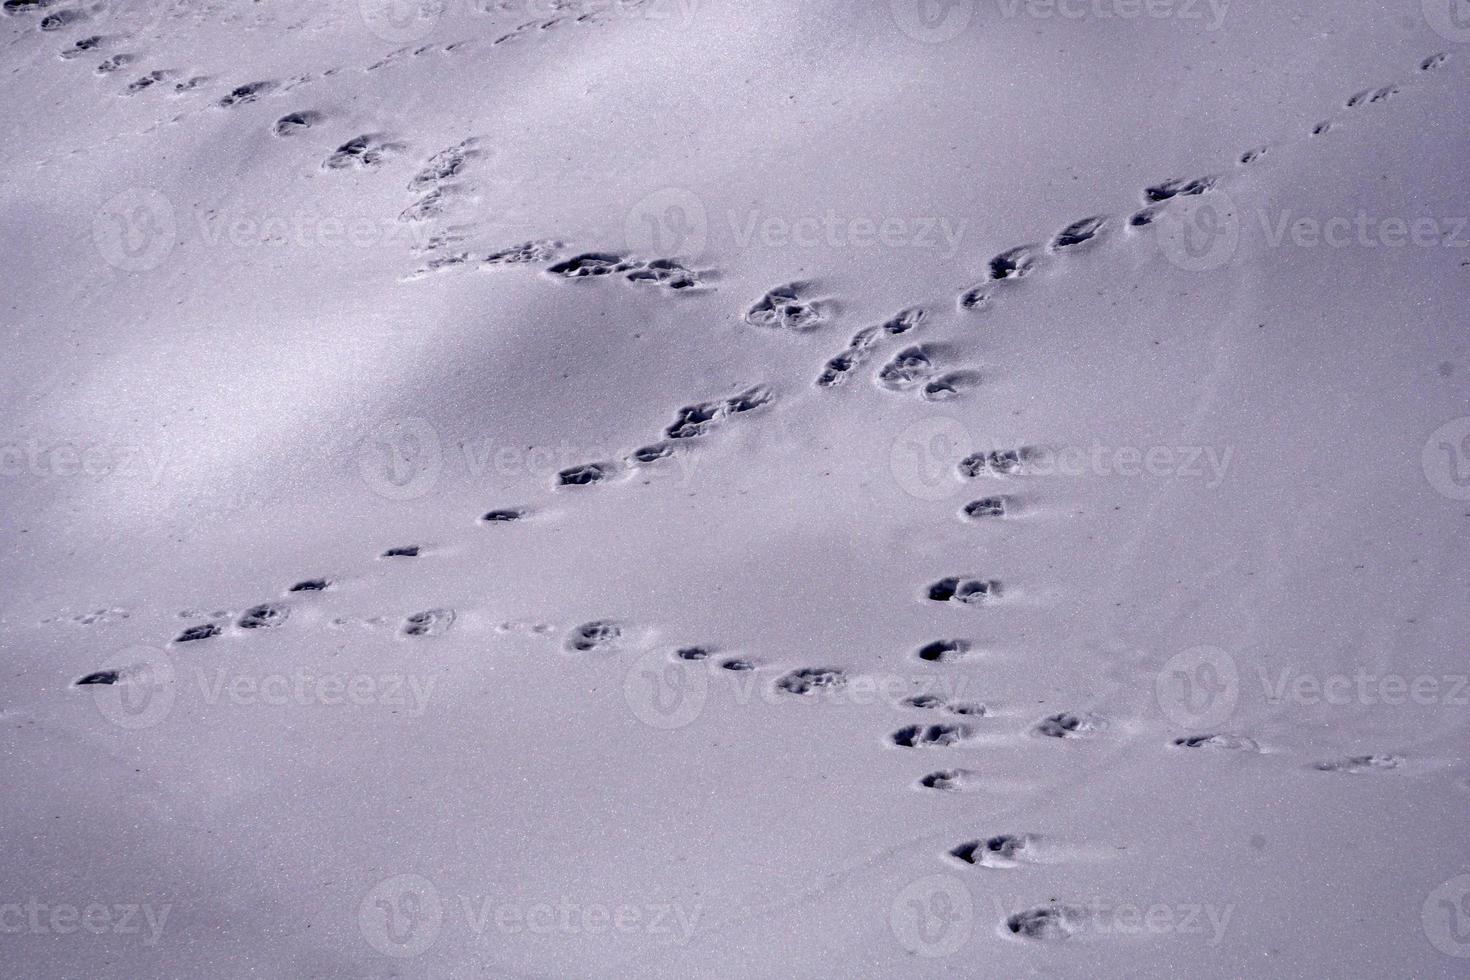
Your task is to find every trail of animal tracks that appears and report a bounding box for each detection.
[1,1,1468,976]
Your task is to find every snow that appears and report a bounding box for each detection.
[1,0,1468,976]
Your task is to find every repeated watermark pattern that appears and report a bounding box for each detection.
[0,899,170,947]
[358,874,701,958]
[86,652,436,730]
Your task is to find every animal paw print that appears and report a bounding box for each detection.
[914,639,972,663]
[546,252,640,278]
[403,608,455,637]
[1005,905,1081,941]
[217,80,277,108]
[744,283,824,330]
[891,723,972,748]
[1314,754,1401,774]
[484,239,562,266]
[272,111,322,137]
[774,667,846,695]
[816,326,882,387]
[174,622,221,644]
[1346,85,1397,108]
[557,462,612,487]
[927,578,1001,605]
[237,604,289,630]
[988,245,1040,281]
[1033,712,1100,739]
[565,620,622,653]
[961,496,1010,520]
[1143,175,1218,203]
[918,768,980,791]
[949,834,1036,869]
[1172,734,1259,752]
[958,448,1039,478]
[1050,216,1107,252]
[626,258,703,290]
[322,134,403,170]
[122,70,174,95]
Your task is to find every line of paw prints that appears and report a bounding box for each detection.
[949,50,1455,315]
[554,382,774,489]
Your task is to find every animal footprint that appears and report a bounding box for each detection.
[1050,216,1107,252]
[1172,734,1259,752]
[381,546,421,558]
[1347,85,1397,108]
[719,658,756,672]
[673,646,712,662]
[565,620,622,653]
[774,667,846,695]
[74,669,121,686]
[557,462,611,487]
[95,54,135,75]
[237,604,289,630]
[626,258,702,290]
[949,834,1036,869]
[877,345,935,392]
[546,252,639,278]
[915,639,972,663]
[922,371,980,402]
[217,80,277,108]
[1420,53,1447,71]
[892,723,972,748]
[1034,712,1100,739]
[1314,754,1402,774]
[958,448,1039,478]
[59,34,103,59]
[962,496,1010,520]
[403,608,455,637]
[123,70,174,95]
[745,283,824,330]
[288,578,331,593]
[918,768,980,791]
[988,245,1039,281]
[38,8,84,30]
[174,622,221,644]
[1005,905,1081,941]
[1144,175,1218,203]
[480,508,526,523]
[816,326,881,387]
[484,239,562,266]
[272,111,321,136]
[407,138,480,191]
[322,134,403,170]
[927,578,1001,605]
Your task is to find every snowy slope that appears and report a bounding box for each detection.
[1,1,1468,977]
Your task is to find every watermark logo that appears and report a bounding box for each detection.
[1423,417,1470,501]
[890,417,970,501]
[1156,190,1239,272]
[358,417,443,500]
[1156,646,1239,728]
[890,874,972,957]
[1423,874,1470,958]
[360,874,444,958]
[359,0,444,42]
[889,0,975,42]
[625,187,708,260]
[90,654,176,731]
[623,649,708,730]
[93,189,176,273]
[1423,0,1470,43]
[0,899,171,946]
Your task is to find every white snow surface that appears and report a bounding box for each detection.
[1,1,1468,977]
